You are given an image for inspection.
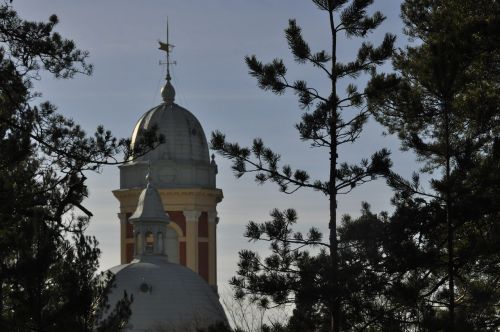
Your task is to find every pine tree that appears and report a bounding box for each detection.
[211,1,395,331]
[337,154,499,331]
[0,2,159,330]
[368,0,500,330]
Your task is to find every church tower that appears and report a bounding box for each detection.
[112,28,223,289]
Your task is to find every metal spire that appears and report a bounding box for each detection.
[158,18,176,82]
[159,18,177,105]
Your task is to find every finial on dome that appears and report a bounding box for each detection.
[161,80,175,105]
[159,18,176,105]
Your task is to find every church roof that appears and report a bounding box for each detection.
[108,256,227,331]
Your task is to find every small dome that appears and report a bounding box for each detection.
[130,103,210,164]
[107,256,227,331]
[129,180,170,224]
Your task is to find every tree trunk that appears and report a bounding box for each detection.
[328,7,340,332]
[444,101,454,331]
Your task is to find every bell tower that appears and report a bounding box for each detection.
[112,27,223,288]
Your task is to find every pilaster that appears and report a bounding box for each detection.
[207,211,218,286]
[184,210,201,272]
[118,213,128,264]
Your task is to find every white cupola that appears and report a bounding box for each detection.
[129,173,170,257]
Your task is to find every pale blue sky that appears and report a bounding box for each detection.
[13,0,416,291]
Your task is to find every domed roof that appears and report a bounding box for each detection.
[130,101,210,164]
[107,256,227,331]
[121,45,218,190]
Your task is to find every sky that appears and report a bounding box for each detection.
[11,0,416,294]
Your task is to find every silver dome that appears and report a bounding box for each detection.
[131,103,209,164]
[107,256,227,331]
[120,102,217,190]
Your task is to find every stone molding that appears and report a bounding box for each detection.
[112,188,223,214]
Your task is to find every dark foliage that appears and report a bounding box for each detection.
[0,2,160,330]
[367,0,500,330]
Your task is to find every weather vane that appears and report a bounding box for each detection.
[158,18,176,82]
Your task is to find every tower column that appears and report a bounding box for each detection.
[184,210,201,272]
[207,211,218,286]
[118,213,128,264]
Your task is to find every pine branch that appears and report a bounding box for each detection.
[212,132,329,194]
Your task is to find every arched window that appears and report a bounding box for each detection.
[145,231,154,254]
[165,227,179,263]
[156,232,164,254]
